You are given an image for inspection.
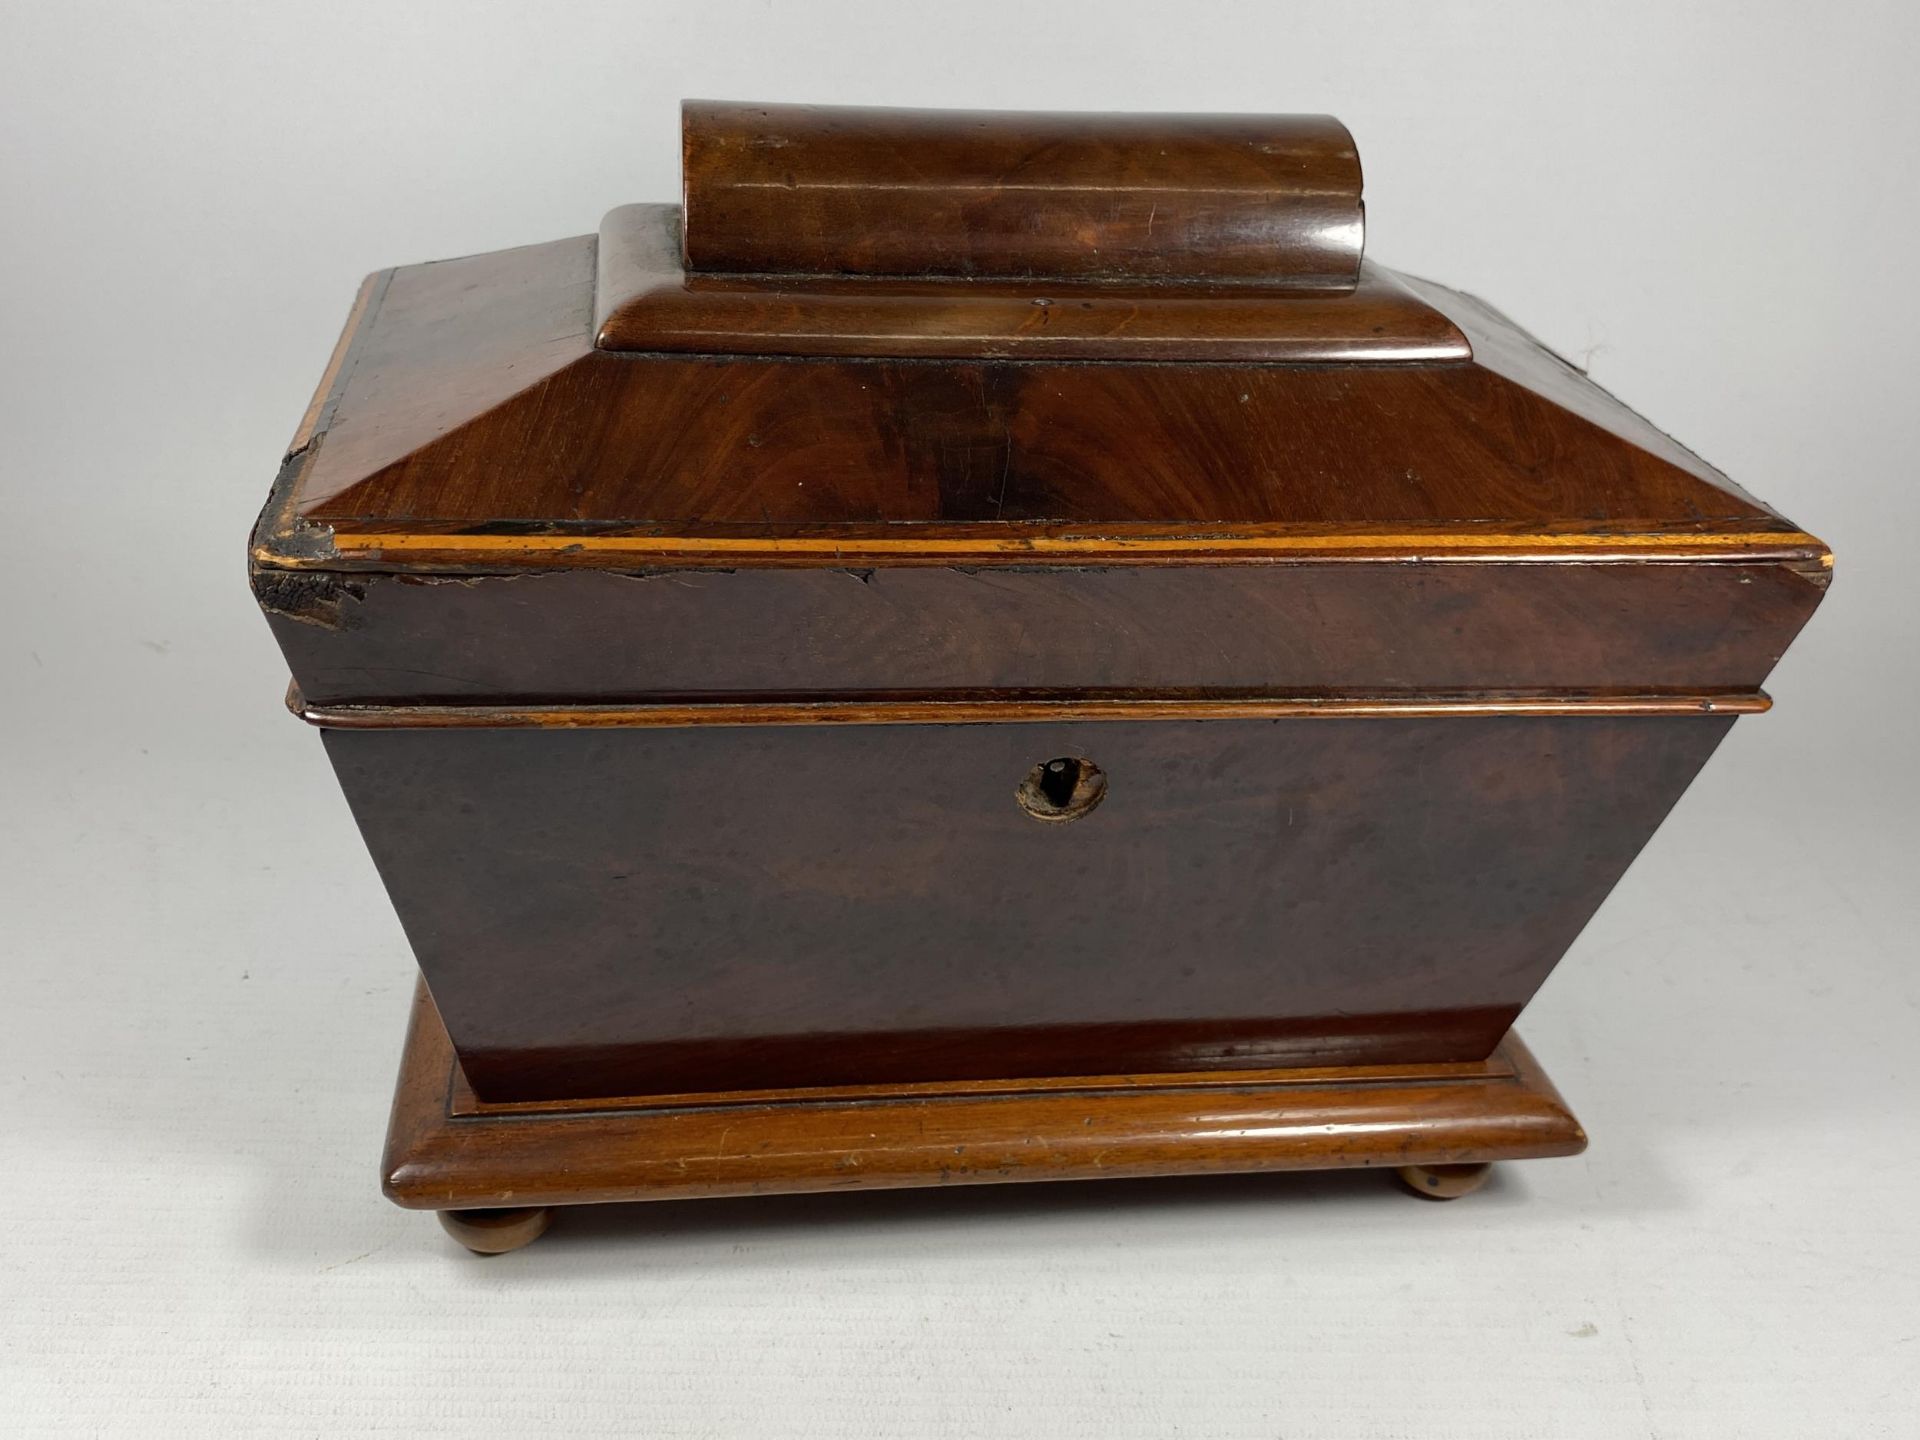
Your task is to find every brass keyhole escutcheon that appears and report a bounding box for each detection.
[1016,756,1107,823]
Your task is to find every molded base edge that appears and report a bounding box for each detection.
[383,980,1586,1214]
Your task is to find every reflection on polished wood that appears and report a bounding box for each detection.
[249,101,1830,1248]
[263,223,1824,549]
[678,102,1365,286]
[593,204,1465,362]
[291,685,1772,731]
[384,983,1584,1232]
[336,716,1731,1102]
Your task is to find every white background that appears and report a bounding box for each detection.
[3,2,1917,1435]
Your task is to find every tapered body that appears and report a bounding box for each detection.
[253,102,1828,1124]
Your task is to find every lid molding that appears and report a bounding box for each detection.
[591,202,1468,363]
[589,103,1452,363]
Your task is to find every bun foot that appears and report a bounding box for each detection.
[438,1206,553,1253]
[1396,1162,1492,1200]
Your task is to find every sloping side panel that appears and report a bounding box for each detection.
[289,236,1790,535]
[326,714,1733,1099]
[302,344,1791,531]
[294,237,594,512]
[1402,272,1783,518]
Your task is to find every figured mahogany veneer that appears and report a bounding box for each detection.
[250,101,1829,1247]
[262,559,1820,707]
[266,232,1814,543]
[327,713,1731,1102]
[678,102,1366,287]
[593,204,1466,362]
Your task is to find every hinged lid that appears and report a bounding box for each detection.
[252,102,1828,715]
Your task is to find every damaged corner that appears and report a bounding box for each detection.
[251,567,368,630]
[1786,550,1835,592]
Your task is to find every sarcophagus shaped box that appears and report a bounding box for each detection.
[251,102,1828,1250]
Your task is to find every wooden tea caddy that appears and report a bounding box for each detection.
[251,102,1829,1253]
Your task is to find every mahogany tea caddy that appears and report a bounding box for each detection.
[250,102,1829,1252]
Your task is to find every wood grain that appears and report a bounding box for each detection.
[594,204,1466,362]
[678,102,1364,286]
[383,981,1586,1210]
[292,687,1770,730]
[327,714,1731,1101]
[258,559,1825,707]
[265,233,1811,554]
[251,104,1830,1182]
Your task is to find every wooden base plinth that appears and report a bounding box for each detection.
[384,983,1585,1252]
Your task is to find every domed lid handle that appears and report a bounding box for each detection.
[679,100,1365,291]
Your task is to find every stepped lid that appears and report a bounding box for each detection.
[255,102,1822,576]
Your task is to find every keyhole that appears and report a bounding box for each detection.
[1038,758,1079,807]
[1016,756,1107,823]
